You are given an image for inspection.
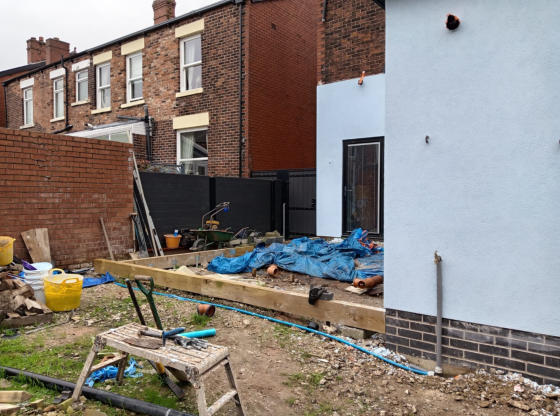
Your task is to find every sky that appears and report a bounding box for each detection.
[0,0,220,72]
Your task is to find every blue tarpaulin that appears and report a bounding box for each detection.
[83,272,115,288]
[85,357,143,387]
[208,228,383,282]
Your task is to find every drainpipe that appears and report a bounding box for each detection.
[322,0,328,22]
[237,0,244,177]
[144,105,153,161]
[2,81,8,127]
[434,250,443,375]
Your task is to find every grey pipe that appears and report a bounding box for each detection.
[0,366,193,416]
[434,251,443,375]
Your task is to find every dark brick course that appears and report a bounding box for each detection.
[385,308,560,386]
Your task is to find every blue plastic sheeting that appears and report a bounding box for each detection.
[85,357,143,387]
[208,228,383,282]
[83,272,115,288]
[356,251,384,278]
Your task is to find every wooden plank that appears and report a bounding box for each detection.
[100,218,115,261]
[21,228,51,263]
[0,403,19,415]
[94,259,386,333]
[0,391,32,403]
[122,246,255,269]
[0,312,53,329]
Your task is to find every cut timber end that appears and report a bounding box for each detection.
[94,258,386,333]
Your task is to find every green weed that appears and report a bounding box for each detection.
[190,312,212,327]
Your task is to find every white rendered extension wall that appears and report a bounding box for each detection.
[316,74,385,237]
[385,0,560,336]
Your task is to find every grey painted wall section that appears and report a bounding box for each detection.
[385,0,560,335]
[316,74,385,237]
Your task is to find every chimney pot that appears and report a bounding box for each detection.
[152,0,176,25]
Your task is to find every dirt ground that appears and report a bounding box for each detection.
[1,282,559,416]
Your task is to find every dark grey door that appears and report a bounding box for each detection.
[342,137,384,237]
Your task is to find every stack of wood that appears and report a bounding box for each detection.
[0,271,53,328]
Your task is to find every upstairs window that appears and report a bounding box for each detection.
[126,52,143,102]
[177,128,208,175]
[53,78,64,119]
[96,63,111,109]
[23,87,33,126]
[76,69,88,102]
[180,35,202,91]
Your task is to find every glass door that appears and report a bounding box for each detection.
[342,137,384,236]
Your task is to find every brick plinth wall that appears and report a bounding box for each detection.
[0,127,133,267]
[385,309,560,386]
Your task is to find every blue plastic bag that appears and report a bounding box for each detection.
[85,357,143,387]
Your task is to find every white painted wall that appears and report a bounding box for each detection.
[316,74,385,237]
[385,0,560,336]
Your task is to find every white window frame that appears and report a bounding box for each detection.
[96,63,111,109]
[23,87,33,126]
[75,69,88,102]
[126,52,143,102]
[180,34,202,92]
[53,77,64,119]
[176,127,208,175]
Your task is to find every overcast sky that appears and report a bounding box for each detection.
[0,0,219,72]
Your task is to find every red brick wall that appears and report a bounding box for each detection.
[5,4,243,177]
[246,0,316,171]
[0,127,133,267]
[317,0,385,84]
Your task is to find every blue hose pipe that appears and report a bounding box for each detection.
[115,282,428,376]
[179,328,216,338]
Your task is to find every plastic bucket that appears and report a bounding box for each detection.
[44,269,83,312]
[0,236,15,266]
[22,262,52,304]
[164,234,181,249]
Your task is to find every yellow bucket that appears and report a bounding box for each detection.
[44,269,83,312]
[0,236,15,266]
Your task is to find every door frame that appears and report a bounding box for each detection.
[342,136,384,238]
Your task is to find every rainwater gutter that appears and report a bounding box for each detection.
[0,366,193,416]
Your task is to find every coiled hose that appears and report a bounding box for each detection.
[115,282,429,376]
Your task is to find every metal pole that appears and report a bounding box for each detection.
[434,251,443,375]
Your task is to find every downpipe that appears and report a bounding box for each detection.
[0,366,193,416]
[434,251,443,375]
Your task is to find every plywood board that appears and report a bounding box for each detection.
[21,228,51,263]
[95,259,385,333]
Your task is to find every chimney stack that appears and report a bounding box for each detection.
[27,37,46,64]
[45,37,70,65]
[152,0,176,25]
[27,36,70,64]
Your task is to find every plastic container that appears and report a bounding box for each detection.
[43,269,83,312]
[22,262,52,304]
[164,234,181,249]
[0,236,15,266]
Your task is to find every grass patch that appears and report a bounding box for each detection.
[273,324,292,348]
[189,313,211,328]
[0,335,92,380]
[143,387,179,408]
[308,372,324,387]
[286,397,296,406]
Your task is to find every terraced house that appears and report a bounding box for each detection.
[3,0,316,176]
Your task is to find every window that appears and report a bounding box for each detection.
[177,128,208,175]
[23,87,33,126]
[53,78,64,119]
[180,35,202,91]
[96,63,111,109]
[126,52,143,102]
[76,69,88,102]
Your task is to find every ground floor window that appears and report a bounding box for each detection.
[342,137,384,236]
[177,128,208,175]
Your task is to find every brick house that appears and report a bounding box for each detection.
[3,0,316,176]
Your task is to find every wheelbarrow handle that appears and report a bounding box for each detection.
[134,275,154,296]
